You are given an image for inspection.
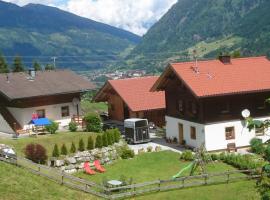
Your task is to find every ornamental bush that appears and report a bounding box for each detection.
[250,138,265,154]
[61,144,68,155]
[52,144,60,158]
[102,133,108,147]
[70,142,76,153]
[45,121,59,134]
[87,136,94,150]
[69,121,78,132]
[95,135,103,148]
[78,138,85,151]
[264,145,270,162]
[120,148,135,159]
[83,113,102,132]
[180,150,194,161]
[24,143,48,164]
[113,129,121,143]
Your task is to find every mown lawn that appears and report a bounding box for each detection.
[0,162,98,200]
[81,100,108,114]
[0,132,97,158]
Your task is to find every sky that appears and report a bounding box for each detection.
[2,0,177,35]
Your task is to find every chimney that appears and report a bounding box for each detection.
[219,55,231,64]
[28,68,36,79]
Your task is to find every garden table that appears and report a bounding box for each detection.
[107,180,123,187]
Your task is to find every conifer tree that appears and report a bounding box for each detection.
[95,135,103,148]
[87,136,94,150]
[0,53,9,73]
[78,138,85,151]
[102,133,108,147]
[52,144,60,157]
[70,142,76,153]
[12,55,24,72]
[33,60,41,71]
[61,144,68,155]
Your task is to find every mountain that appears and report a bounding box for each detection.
[0,1,141,70]
[125,0,270,73]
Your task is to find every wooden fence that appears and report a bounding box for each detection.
[0,154,261,200]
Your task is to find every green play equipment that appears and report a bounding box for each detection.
[172,144,212,179]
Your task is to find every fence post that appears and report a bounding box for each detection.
[227,171,230,184]
[204,174,208,185]
[182,178,185,188]
[61,171,64,185]
[133,182,136,197]
[158,179,161,192]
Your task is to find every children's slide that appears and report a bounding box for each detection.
[172,162,194,179]
[84,162,96,175]
[94,160,106,173]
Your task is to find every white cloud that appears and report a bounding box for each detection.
[2,0,177,35]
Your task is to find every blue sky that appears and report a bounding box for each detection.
[3,0,177,35]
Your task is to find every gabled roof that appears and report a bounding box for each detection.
[152,56,270,98]
[0,70,95,100]
[94,76,165,112]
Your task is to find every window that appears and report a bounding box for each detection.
[36,109,45,118]
[220,102,230,114]
[178,100,184,112]
[61,106,70,117]
[255,126,264,136]
[225,127,235,140]
[190,126,196,140]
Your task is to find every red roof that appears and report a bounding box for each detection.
[168,56,270,97]
[108,76,165,112]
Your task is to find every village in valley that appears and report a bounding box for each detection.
[0,1,270,200]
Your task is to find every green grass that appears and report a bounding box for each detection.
[81,100,108,114]
[0,132,97,158]
[76,151,245,184]
[0,162,98,200]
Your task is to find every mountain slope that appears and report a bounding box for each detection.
[0,1,141,70]
[126,0,270,72]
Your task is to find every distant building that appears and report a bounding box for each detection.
[93,76,165,127]
[0,70,95,134]
[152,56,270,151]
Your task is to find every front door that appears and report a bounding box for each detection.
[178,123,184,144]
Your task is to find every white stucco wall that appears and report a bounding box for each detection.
[8,102,82,130]
[0,113,15,134]
[166,115,270,151]
[165,116,205,148]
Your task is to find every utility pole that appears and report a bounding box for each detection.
[51,56,57,68]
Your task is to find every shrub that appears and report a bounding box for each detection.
[78,138,85,151]
[61,144,68,155]
[69,121,78,132]
[210,153,219,161]
[87,136,94,150]
[147,146,153,152]
[264,145,270,162]
[45,121,59,134]
[102,133,108,147]
[180,150,194,161]
[250,138,265,154]
[70,142,76,153]
[107,132,113,146]
[83,113,102,132]
[24,143,48,164]
[113,129,121,143]
[120,148,135,159]
[95,135,103,148]
[52,144,60,157]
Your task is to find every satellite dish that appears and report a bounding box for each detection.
[241,109,251,119]
[72,98,80,106]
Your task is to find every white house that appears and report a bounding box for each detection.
[0,70,95,134]
[151,56,270,151]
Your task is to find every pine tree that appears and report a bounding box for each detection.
[114,129,121,143]
[61,144,68,155]
[12,55,24,72]
[52,144,60,157]
[45,64,55,70]
[102,133,108,147]
[78,138,85,151]
[95,135,103,148]
[107,132,113,146]
[0,53,9,73]
[87,136,94,150]
[33,60,41,71]
[70,142,76,153]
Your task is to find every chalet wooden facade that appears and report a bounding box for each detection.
[152,56,270,151]
[0,70,95,134]
[93,76,165,127]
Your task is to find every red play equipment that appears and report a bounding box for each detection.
[94,160,106,173]
[84,162,96,175]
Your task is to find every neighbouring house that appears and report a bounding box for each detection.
[0,70,95,134]
[151,56,270,151]
[93,76,165,127]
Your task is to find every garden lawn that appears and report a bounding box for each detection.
[0,132,97,158]
[76,151,246,184]
[0,162,98,200]
[81,100,107,114]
